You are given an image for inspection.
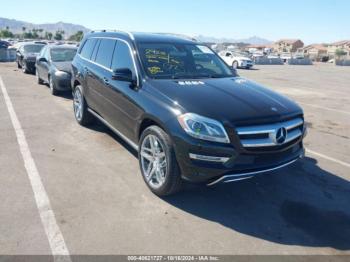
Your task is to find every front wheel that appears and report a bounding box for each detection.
[139,126,182,196]
[232,61,239,69]
[49,76,59,96]
[36,70,44,84]
[22,62,28,74]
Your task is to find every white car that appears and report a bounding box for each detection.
[219,51,254,69]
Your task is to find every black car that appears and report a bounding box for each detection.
[16,43,46,73]
[36,45,77,95]
[71,31,306,196]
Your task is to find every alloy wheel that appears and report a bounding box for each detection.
[140,135,167,189]
[73,89,83,121]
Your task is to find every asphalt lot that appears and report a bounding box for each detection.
[0,62,349,256]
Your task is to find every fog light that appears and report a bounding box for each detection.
[189,153,229,163]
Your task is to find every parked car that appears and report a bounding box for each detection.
[16,43,45,73]
[0,40,10,49]
[219,51,254,69]
[71,31,306,196]
[35,45,77,95]
[280,53,292,63]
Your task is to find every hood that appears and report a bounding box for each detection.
[52,61,72,73]
[147,77,303,125]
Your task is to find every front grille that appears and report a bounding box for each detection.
[236,117,304,151]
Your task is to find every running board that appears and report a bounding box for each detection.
[87,108,139,151]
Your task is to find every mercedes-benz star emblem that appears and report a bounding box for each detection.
[274,127,287,144]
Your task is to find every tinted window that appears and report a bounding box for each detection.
[80,39,97,59]
[51,48,77,62]
[112,41,135,74]
[24,44,44,53]
[95,39,116,68]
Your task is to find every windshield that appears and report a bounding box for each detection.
[24,44,44,53]
[138,43,235,79]
[50,48,77,62]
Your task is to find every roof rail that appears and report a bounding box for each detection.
[154,33,197,42]
[89,30,134,40]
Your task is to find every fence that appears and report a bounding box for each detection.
[254,57,284,65]
[335,59,350,66]
[288,58,313,65]
[0,48,16,62]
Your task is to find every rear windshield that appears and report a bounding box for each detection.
[50,48,77,62]
[138,43,235,79]
[24,44,44,53]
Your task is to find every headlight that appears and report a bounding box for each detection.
[55,71,69,77]
[177,113,230,143]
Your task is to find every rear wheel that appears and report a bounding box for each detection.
[73,85,94,126]
[139,126,182,196]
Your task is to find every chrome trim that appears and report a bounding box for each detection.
[189,153,230,163]
[236,118,304,148]
[223,176,253,183]
[207,157,300,186]
[236,118,303,135]
[87,108,139,151]
[79,36,140,86]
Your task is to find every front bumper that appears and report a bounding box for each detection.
[53,73,72,91]
[169,119,305,185]
[24,60,36,72]
[239,60,253,68]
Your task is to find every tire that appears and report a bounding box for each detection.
[232,61,238,69]
[36,70,44,84]
[49,76,59,96]
[139,126,182,196]
[22,62,28,74]
[17,61,22,69]
[73,85,94,126]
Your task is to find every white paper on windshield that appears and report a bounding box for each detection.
[197,45,214,54]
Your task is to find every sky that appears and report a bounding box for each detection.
[1,0,349,44]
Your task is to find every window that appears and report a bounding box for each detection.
[50,48,77,62]
[138,43,234,79]
[112,41,135,74]
[23,44,44,53]
[95,39,117,68]
[80,38,97,59]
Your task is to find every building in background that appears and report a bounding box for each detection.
[302,44,328,61]
[274,39,304,53]
[327,40,350,59]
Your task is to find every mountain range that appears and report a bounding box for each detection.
[0,17,273,44]
[194,35,273,45]
[0,17,90,36]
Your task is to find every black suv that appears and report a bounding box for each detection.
[71,31,306,196]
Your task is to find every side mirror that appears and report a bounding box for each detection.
[39,57,47,63]
[112,68,134,83]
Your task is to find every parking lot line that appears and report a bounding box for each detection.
[306,148,350,168]
[299,102,350,116]
[0,76,72,261]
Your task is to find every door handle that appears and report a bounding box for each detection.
[103,77,110,86]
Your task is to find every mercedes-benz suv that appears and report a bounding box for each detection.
[71,31,306,196]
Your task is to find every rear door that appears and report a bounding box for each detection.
[78,38,99,110]
[88,38,117,122]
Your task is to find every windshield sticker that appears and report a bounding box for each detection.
[177,81,205,86]
[148,66,163,75]
[197,45,214,54]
